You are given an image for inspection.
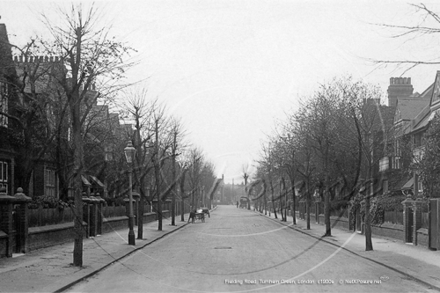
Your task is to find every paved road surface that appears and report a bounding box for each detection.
[67,205,435,293]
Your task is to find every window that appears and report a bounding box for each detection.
[45,168,57,198]
[392,156,401,169]
[395,140,401,157]
[379,157,389,172]
[0,161,8,194]
[414,133,423,148]
[0,82,8,127]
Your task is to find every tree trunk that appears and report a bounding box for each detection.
[180,194,185,221]
[306,181,311,229]
[291,181,296,225]
[155,120,162,231]
[171,133,176,226]
[264,196,267,215]
[72,93,84,267]
[324,188,331,236]
[138,194,144,239]
[272,199,277,219]
[365,183,373,251]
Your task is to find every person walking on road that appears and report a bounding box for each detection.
[188,210,196,223]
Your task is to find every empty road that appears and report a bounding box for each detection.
[67,205,434,293]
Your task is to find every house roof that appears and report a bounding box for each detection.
[81,175,91,186]
[0,24,16,78]
[401,177,414,190]
[89,175,104,188]
[395,95,430,123]
[391,175,412,192]
[407,72,440,134]
[393,87,432,137]
[411,108,435,133]
[430,71,440,107]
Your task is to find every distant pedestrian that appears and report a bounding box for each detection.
[236,201,239,208]
[188,210,196,223]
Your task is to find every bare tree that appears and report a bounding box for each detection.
[373,3,440,73]
[242,164,250,210]
[38,3,136,266]
[186,148,204,211]
[160,117,187,225]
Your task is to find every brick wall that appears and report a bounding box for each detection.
[371,223,404,241]
[28,222,76,251]
[314,214,406,244]
[417,228,429,248]
[21,210,171,253]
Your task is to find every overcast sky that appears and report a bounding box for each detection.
[3,0,440,183]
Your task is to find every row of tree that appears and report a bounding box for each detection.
[1,3,218,266]
[250,2,440,251]
[252,77,391,251]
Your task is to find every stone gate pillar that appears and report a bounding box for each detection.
[94,193,105,236]
[412,198,424,246]
[82,195,93,238]
[0,190,15,257]
[89,196,99,237]
[13,188,31,253]
[402,195,414,243]
[315,199,321,224]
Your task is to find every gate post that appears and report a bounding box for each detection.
[13,188,31,253]
[89,195,99,237]
[94,193,105,236]
[429,198,440,250]
[0,189,15,257]
[315,198,321,224]
[412,198,424,246]
[82,195,92,238]
[402,195,414,243]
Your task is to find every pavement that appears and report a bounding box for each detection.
[0,214,192,293]
[0,207,440,292]
[255,209,440,292]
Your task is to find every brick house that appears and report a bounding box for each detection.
[379,77,431,194]
[379,73,440,197]
[405,71,440,197]
[1,23,132,201]
[0,24,18,196]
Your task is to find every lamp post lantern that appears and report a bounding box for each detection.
[124,141,136,245]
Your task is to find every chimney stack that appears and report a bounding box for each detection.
[387,77,413,107]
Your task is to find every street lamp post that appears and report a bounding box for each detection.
[124,141,136,246]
